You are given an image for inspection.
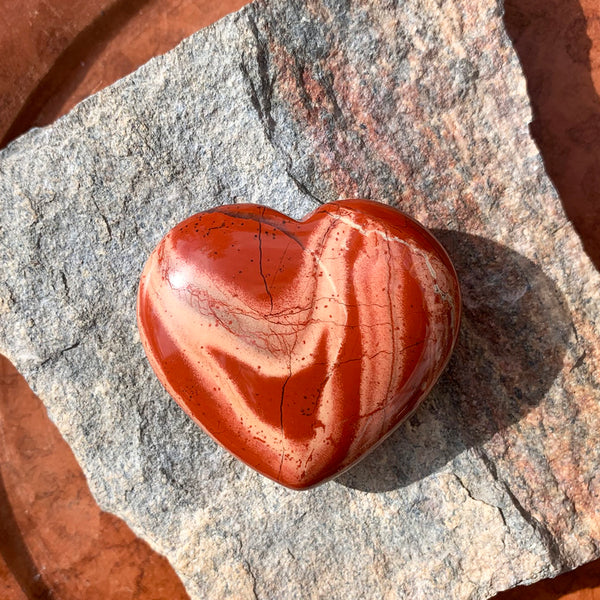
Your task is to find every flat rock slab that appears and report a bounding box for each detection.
[1,0,599,598]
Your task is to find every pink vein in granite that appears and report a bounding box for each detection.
[137,200,461,489]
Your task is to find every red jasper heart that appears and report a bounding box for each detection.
[137,200,460,489]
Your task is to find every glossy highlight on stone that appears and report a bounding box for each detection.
[137,200,461,489]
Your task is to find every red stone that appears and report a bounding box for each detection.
[137,200,461,489]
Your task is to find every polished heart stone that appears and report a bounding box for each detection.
[137,200,460,489]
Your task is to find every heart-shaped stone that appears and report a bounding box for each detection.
[137,200,460,489]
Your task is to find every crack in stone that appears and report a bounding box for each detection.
[280,373,290,437]
[243,8,276,142]
[286,168,323,205]
[502,482,564,570]
[257,212,274,313]
[243,559,259,600]
[475,448,565,570]
[268,239,293,291]
[453,472,507,528]
[381,232,396,435]
[278,369,291,482]
[60,270,70,298]
[205,223,227,235]
[570,350,586,372]
[39,340,81,367]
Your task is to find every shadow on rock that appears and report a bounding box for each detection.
[337,230,573,493]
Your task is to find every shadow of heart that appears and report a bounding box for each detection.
[336,230,573,492]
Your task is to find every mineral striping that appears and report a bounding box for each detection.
[137,200,460,489]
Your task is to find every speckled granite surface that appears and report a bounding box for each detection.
[0,0,599,598]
